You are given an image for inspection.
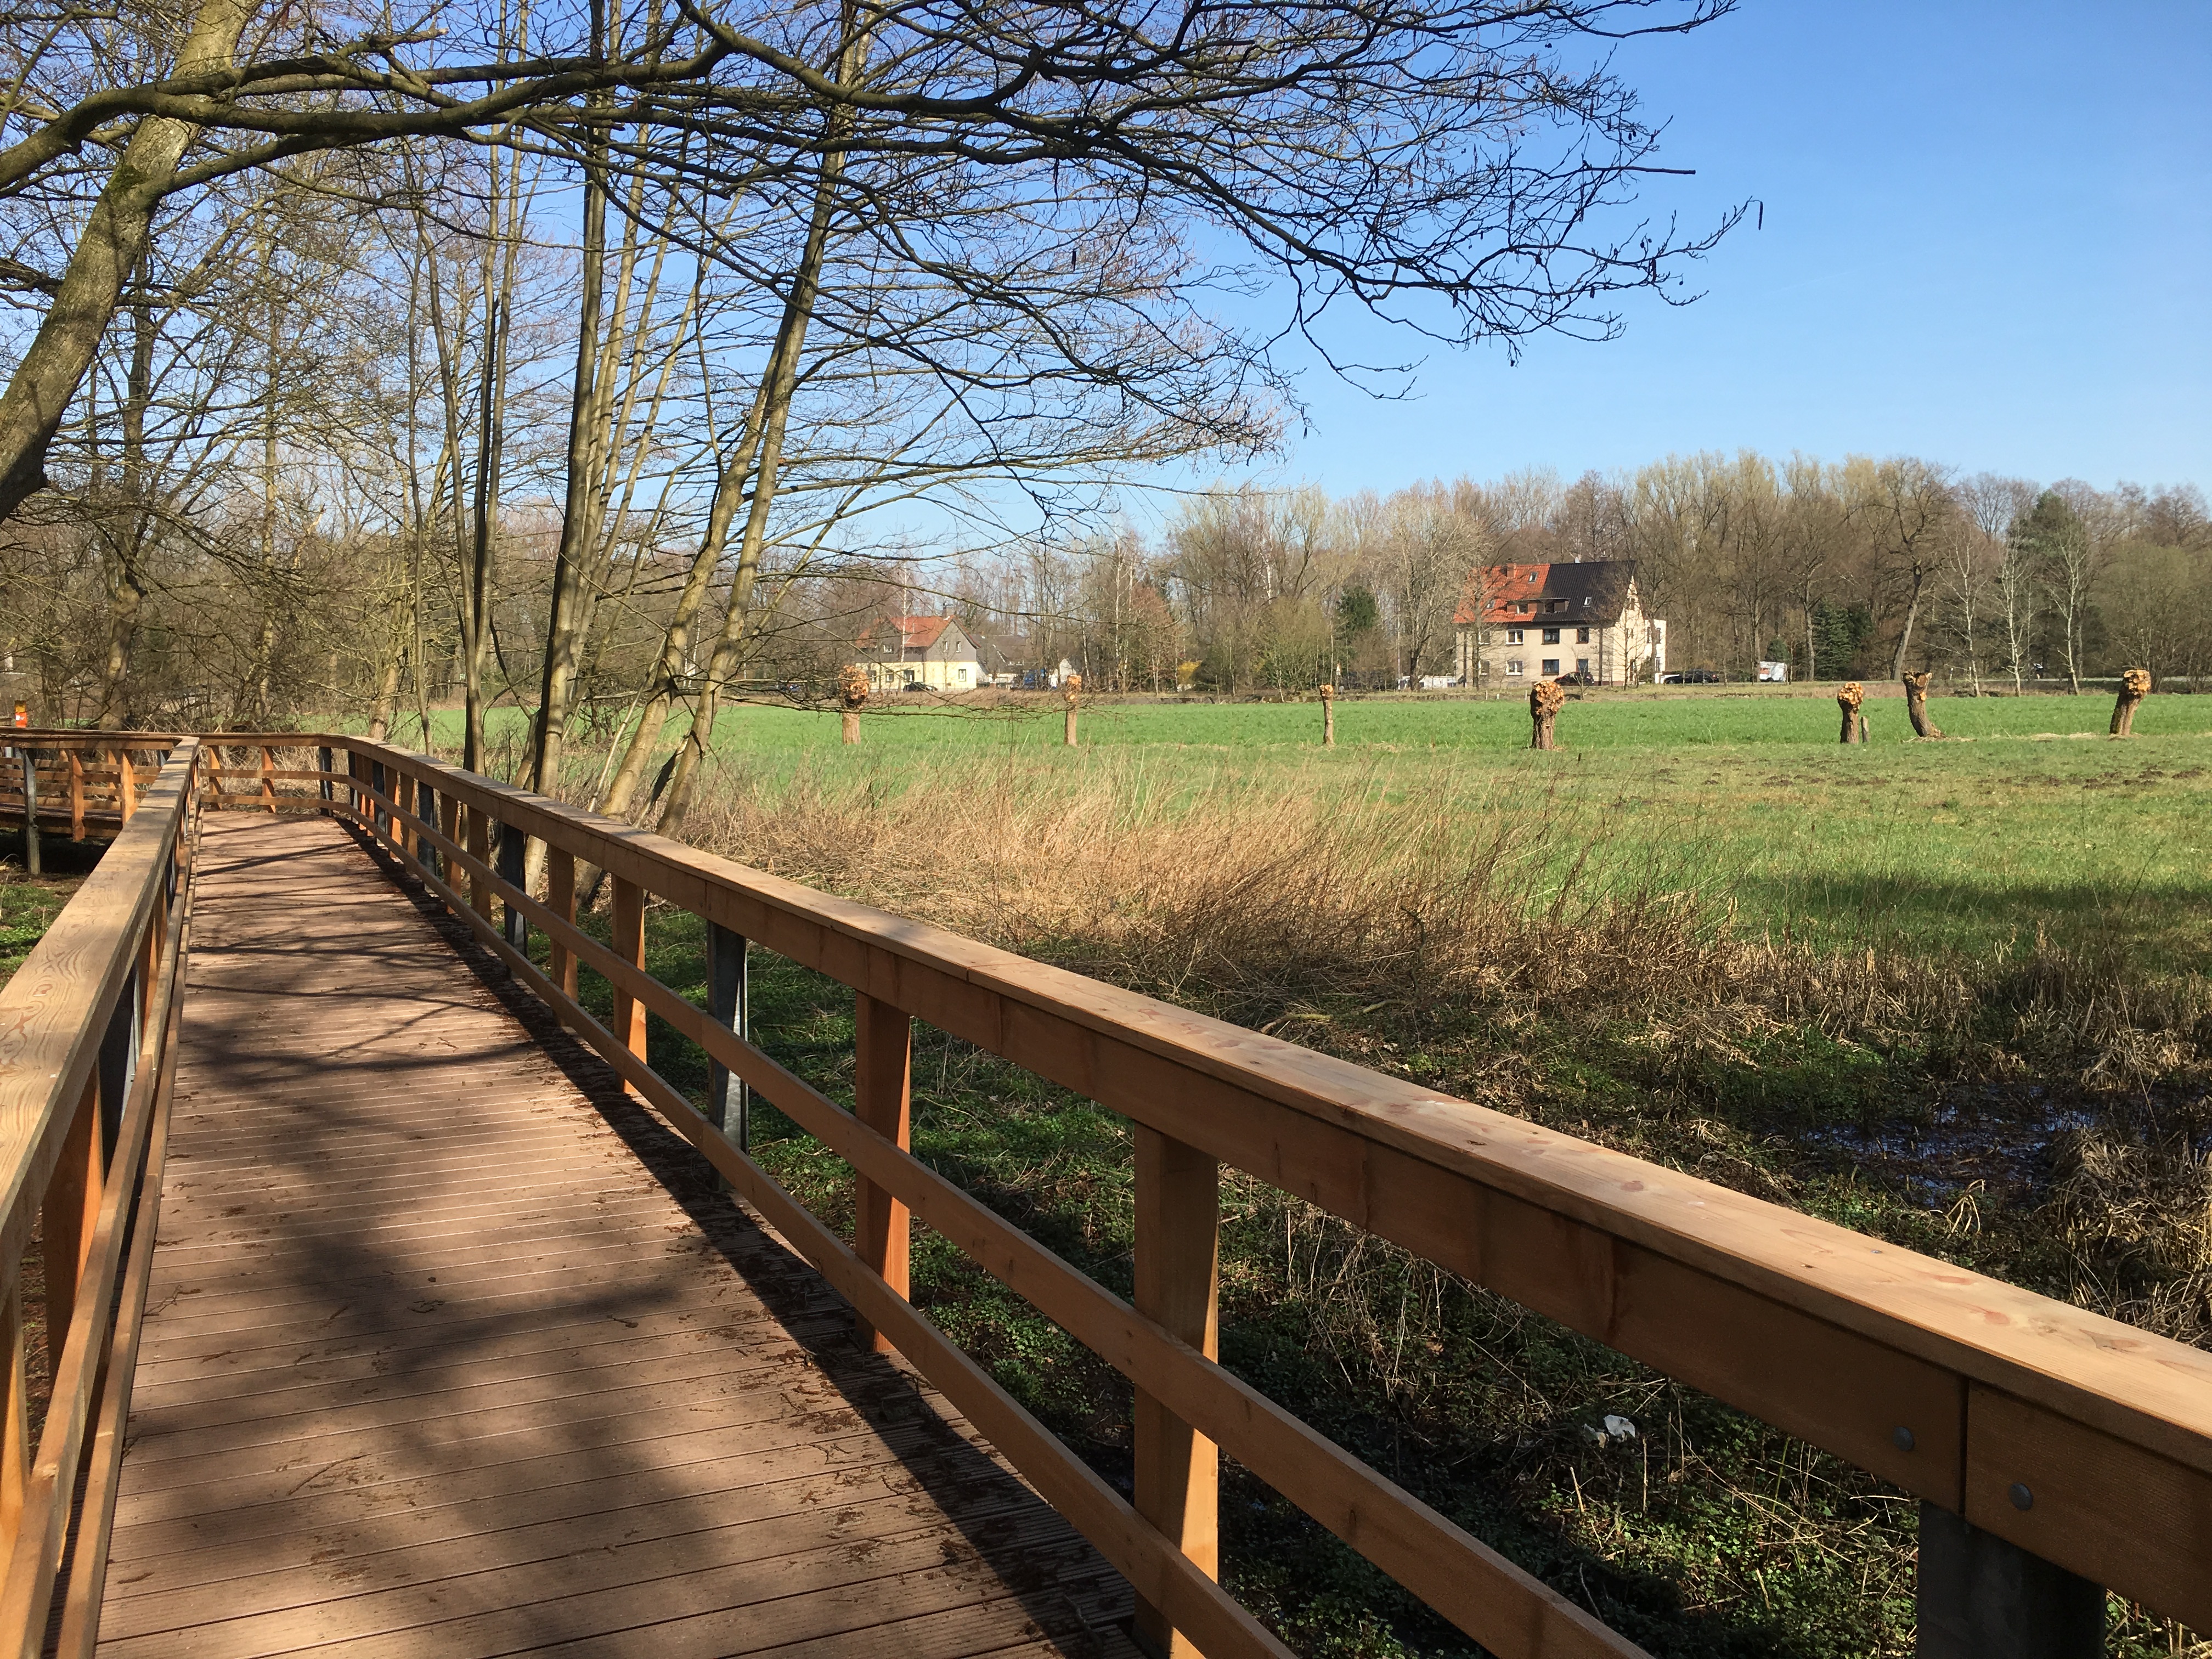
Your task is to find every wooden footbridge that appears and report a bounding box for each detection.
[0,732,2205,1658]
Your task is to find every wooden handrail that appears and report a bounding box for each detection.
[303,735,2210,1644]
[0,741,199,1656]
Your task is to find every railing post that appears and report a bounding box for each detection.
[546,848,578,998]
[1133,1125,1221,1659]
[67,750,83,840]
[318,746,333,809]
[498,825,528,951]
[610,877,647,1092]
[370,760,388,842]
[259,744,276,813]
[851,994,911,1354]
[40,1079,103,1373]
[1916,1503,2103,1659]
[117,748,136,822]
[707,922,749,1150]
[16,750,36,877]
[465,804,491,918]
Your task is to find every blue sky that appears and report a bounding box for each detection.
[1239,1,2211,498]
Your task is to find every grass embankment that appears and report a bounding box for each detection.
[518,694,2208,1659]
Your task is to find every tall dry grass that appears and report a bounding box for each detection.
[673,749,2211,1066]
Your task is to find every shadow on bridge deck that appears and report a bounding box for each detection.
[100,812,1134,1658]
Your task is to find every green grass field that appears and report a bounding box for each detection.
[472,688,2210,970]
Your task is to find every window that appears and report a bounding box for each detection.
[1576,657,1591,676]
[1541,658,1560,676]
[1506,628,1523,644]
[1576,627,1591,644]
[1542,627,1561,644]
[1505,658,1525,676]
[1548,600,1565,613]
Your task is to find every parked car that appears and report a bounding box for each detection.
[900,681,929,693]
[1669,669,1723,685]
[1553,672,1593,686]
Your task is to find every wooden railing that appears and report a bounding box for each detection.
[0,732,180,859]
[0,738,198,1657]
[3,730,2207,1657]
[314,736,2208,1656]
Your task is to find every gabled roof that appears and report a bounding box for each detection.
[1454,560,1638,627]
[858,614,970,654]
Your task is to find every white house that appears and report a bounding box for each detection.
[856,616,986,692]
[1453,560,1663,686]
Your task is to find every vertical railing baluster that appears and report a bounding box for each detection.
[0,1286,25,1553]
[546,849,577,998]
[68,749,84,842]
[611,878,648,1094]
[318,746,333,810]
[498,825,527,951]
[852,995,911,1354]
[95,962,138,1157]
[259,745,276,814]
[417,784,439,879]
[708,922,749,1153]
[16,749,37,876]
[1133,1126,1222,1659]
[370,760,388,842]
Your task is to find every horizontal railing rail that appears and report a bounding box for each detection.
[290,733,2209,1653]
[0,739,200,1658]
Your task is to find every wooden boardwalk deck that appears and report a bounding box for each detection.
[98,813,1134,1658]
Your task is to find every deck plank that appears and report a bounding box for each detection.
[100,814,1133,1658]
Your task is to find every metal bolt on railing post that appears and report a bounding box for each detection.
[1916,1502,2103,1659]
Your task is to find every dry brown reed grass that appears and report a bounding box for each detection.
[674,750,2211,1073]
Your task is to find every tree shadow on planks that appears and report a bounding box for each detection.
[362,827,1136,1657]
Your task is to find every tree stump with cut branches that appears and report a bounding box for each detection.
[1837,681,1867,744]
[838,664,869,744]
[1063,673,1082,746]
[2111,667,2151,736]
[1901,670,1943,738]
[1528,677,1566,750]
[1320,681,1335,748]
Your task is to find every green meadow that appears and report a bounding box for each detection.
[469,688,2212,970]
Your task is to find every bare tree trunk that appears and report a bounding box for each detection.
[1901,670,1942,739]
[2111,668,2149,736]
[1321,682,1334,748]
[528,112,614,800]
[1837,681,1865,744]
[94,263,160,727]
[0,0,255,521]
[1528,678,1564,750]
[368,650,404,740]
[1063,676,1081,746]
[1889,571,1927,680]
[653,46,860,836]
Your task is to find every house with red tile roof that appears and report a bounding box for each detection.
[855,614,987,692]
[1452,560,1663,685]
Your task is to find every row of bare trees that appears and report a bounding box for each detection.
[0,0,1748,820]
[958,459,2209,695]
